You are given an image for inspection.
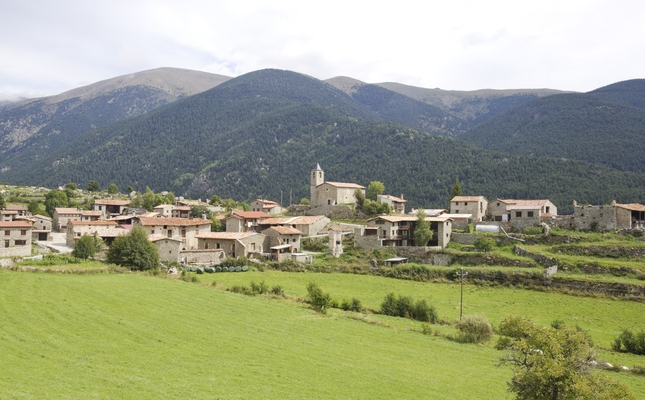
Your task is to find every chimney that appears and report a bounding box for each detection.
[400,194,404,200]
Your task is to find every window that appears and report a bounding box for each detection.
[4,230,9,236]
[497,202,500,206]
[181,229,186,237]
[216,243,220,249]
[546,206,550,214]
[516,211,522,218]
[15,240,26,246]
[527,211,534,218]
[455,210,459,214]
[455,202,459,205]
[21,230,26,236]
[465,202,468,206]
[167,230,172,238]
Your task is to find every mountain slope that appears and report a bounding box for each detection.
[459,85,645,172]
[4,69,645,214]
[0,67,231,172]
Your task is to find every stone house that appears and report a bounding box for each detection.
[257,215,330,236]
[355,215,452,250]
[66,220,121,247]
[573,201,645,231]
[225,211,272,233]
[135,217,211,250]
[171,206,191,218]
[377,194,407,214]
[18,215,52,241]
[262,226,303,252]
[1,210,18,221]
[0,220,33,257]
[94,199,130,218]
[488,199,557,222]
[195,232,266,258]
[81,210,103,222]
[53,208,83,232]
[5,205,27,217]
[251,199,283,215]
[309,164,365,206]
[450,196,488,222]
[153,204,174,217]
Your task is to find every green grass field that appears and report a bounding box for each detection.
[2,268,644,398]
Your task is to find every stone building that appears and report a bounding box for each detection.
[135,217,211,250]
[195,232,266,258]
[66,220,121,247]
[225,211,272,233]
[0,220,33,257]
[355,215,452,250]
[377,194,407,214]
[262,226,302,252]
[257,215,330,236]
[309,164,365,207]
[450,196,488,222]
[573,201,645,231]
[250,199,283,215]
[53,208,83,232]
[94,199,131,218]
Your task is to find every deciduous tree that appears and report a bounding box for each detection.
[87,180,100,192]
[366,181,385,201]
[413,210,433,246]
[107,227,159,271]
[44,190,68,216]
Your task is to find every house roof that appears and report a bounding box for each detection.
[319,181,365,189]
[137,217,211,227]
[258,215,325,226]
[442,213,472,219]
[0,221,32,228]
[378,194,407,203]
[148,235,183,243]
[94,199,131,206]
[153,204,174,210]
[81,211,103,216]
[5,205,26,211]
[265,226,303,235]
[617,203,645,212]
[229,211,272,220]
[498,199,551,207]
[253,199,280,207]
[507,205,542,211]
[366,215,452,223]
[32,214,52,221]
[96,227,128,238]
[196,232,262,240]
[69,220,118,227]
[173,206,191,211]
[55,208,82,214]
[1,210,18,215]
[451,196,487,202]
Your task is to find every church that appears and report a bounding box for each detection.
[309,164,365,207]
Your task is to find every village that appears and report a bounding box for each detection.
[2,164,645,267]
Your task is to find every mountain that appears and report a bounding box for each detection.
[4,69,645,214]
[459,80,645,172]
[326,78,567,134]
[0,67,231,173]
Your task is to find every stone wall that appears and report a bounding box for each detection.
[354,228,382,251]
[181,249,226,265]
[395,247,453,266]
[451,233,479,245]
[573,205,617,231]
[306,205,354,219]
[514,246,558,268]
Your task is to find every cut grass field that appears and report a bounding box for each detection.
[2,268,644,398]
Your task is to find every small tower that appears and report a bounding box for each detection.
[310,163,324,206]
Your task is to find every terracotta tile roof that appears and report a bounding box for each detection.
[32,214,52,221]
[0,221,32,228]
[367,215,452,223]
[81,211,103,216]
[320,181,365,189]
[173,206,191,211]
[1,210,18,214]
[5,205,26,211]
[94,199,131,206]
[55,208,82,214]
[617,203,645,212]
[137,217,211,226]
[148,235,183,243]
[499,199,550,207]
[230,211,272,219]
[451,196,487,202]
[69,220,118,226]
[378,194,407,203]
[195,232,262,240]
[258,215,325,226]
[265,226,303,235]
[506,205,542,211]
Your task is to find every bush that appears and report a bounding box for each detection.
[473,236,495,252]
[455,315,494,343]
[341,298,364,312]
[301,237,327,252]
[306,282,332,314]
[523,226,543,235]
[380,293,438,323]
[270,285,284,296]
[250,281,269,295]
[612,328,645,355]
[106,227,159,271]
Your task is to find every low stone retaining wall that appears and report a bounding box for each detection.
[515,246,559,268]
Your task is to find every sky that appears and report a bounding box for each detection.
[2,0,645,100]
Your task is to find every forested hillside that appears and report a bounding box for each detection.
[4,69,645,214]
[0,68,230,174]
[460,86,645,172]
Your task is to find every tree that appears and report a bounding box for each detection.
[44,190,68,216]
[414,210,433,246]
[450,178,462,200]
[496,316,635,400]
[107,227,159,271]
[354,188,365,210]
[300,197,310,206]
[306,282,332,314]
[142,187,159,211]
[65,182,77,191]
[240,201,250,211]
[27,201,40,215]
[0,194,5,210]
[72,233,101,259]
[362,199,381,216]
[190,205,212,219]
[126,186,134,193]
[107,183,118,194]
[210,217,225,232]
[366,181,385,201]
[87,180,100,192]
[209,195,222,206]
[473,236,495,252]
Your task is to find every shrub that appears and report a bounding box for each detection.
[301,237,327,252]
[380,293,438,323]
[455,315,494,343]
[250,281,269,295]
[306,282,332,314]
[523,226,543,235]
[341,298,364,312]
[270,285,284,296]
[211,280,217,287]
[106,227,159,271]
[612,328,645,355]
[473,236,495,252]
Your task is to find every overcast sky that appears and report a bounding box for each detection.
[2,0,644,100]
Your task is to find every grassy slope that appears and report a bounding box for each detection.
[0,270,509,399]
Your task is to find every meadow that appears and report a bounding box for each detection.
[2,268,644,399]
